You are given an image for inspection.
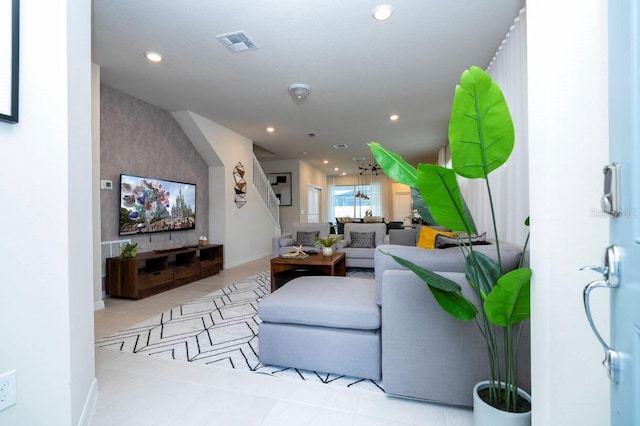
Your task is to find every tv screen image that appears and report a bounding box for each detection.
[119,174,196,235]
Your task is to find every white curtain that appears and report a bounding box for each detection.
[458,8,529,245]
[370,174,383,216]
[326,175,336,222]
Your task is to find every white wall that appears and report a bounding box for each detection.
[528,1,610,425]
[299,161,327,222]
[261,159,302,234]
[0,0,96,424]
[173,111,275,267]
[92,64,104,310]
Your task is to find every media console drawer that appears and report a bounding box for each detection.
[105,244,223,300]
[139,269,173,288]
[174,262,201,286]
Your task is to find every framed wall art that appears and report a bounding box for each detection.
[0,0,19,123]
[268,172,292,206]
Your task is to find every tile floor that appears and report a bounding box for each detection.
[91,257,472,425]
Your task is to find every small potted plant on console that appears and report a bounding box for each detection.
[120,243,138,258]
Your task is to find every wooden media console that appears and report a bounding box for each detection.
[105,244,223,299]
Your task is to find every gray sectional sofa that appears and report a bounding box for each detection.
[272,222,331,256]
[272,222,389,268]
[258,242,531,407]
[335,222,388,268]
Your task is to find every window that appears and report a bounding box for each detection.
[333,184,371,218]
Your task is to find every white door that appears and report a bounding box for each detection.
[307,185,321,223]
[392,183,411,221]
[586,2,640,424]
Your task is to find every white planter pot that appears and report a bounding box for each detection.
[322,246,334,256]
[473,381,531,426]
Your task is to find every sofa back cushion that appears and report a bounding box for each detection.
[388,228,418,245]
[350,231,376,248]
[291,222,330,244]
[343,223,386,247]
[374,242,523,305]
[295,231,319,246]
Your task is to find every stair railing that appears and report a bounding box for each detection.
[252,154,281,232]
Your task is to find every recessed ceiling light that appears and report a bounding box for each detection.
[266,127,275,133]
[334,167,339,171]
[323,160,329,164]
[341,172,347,176]
[373,5,394,21]
[389,114,400,121]
[144,51,164,63]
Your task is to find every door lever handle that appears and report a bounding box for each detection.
[583,279,620,382]
[580,265,608,276]
[580,244,621,287]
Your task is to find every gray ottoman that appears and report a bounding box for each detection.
[258,276,381,380]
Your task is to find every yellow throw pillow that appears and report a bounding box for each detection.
[416,227,455,249]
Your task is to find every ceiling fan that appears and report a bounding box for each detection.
[359,162,381,175]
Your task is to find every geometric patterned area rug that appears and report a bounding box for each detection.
[96,270,384,393]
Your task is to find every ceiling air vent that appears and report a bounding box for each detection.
[333,143,348,149]
[216,31,258,53]
[306,132,317,138]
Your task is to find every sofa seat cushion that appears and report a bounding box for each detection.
[337,247,376,259]
[259,276,380,330]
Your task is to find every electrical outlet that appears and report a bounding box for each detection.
[0,370,16,411]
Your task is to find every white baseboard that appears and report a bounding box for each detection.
[224,251,271,269]
[77,377,99,426]
[94,299,105,311]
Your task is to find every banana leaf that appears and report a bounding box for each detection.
[484,267,531,326]
[416,164,477,234]
[410,187,437,226]
[448,66,514,179]
[368,141,417,187]
[464,251,502,299]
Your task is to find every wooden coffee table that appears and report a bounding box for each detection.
[270,252,346,292]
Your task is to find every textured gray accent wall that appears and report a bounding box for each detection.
[100,84,209,251]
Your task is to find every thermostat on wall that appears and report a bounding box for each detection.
[101,180,113,190]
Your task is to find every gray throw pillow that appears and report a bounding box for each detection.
[435,232,489,249]
[350,231,376,248]
[296,231,319,246]
[279,237,295,247]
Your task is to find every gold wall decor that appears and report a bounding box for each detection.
[233,162,247,208]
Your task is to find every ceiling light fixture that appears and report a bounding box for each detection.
[144,51,164,63]
[372,5,394,21]
[266,127,275,133]
[389,114,400,121]
[288,83,311,103]
[323,160,329,164]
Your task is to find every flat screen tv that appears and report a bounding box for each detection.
[119,174,196,235]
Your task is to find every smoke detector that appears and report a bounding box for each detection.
[289,84,312,103]
[216,31,259,53]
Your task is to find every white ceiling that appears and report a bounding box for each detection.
[92,0,524,176]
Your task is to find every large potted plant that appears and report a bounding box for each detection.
[369,66,531,424]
